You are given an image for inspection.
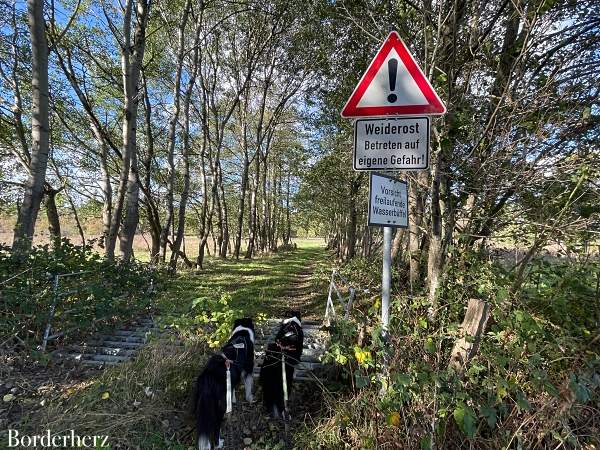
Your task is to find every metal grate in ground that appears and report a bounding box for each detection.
[52,317,330,382]
[50,316,162,366]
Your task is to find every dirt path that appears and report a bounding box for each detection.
[217,246,331,449]
[271,247,328,321]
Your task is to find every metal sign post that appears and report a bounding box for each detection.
[368,173,407,391]
[341,30,446,399]
[381,226,392,333]
[380,225,393,393]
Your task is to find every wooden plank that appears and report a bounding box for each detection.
[448,298,490,375]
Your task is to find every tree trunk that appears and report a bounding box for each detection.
[117,0,150,262]
[12,0,50,252]
[120,155,139,261]
[170,12,201,269]
[448,298,491,375]
[197,155,217,269]
[234,153,249,258]
[43,187,61,244]
[148,217,160,263]
[391,228,405,261]
[96,131,112,249]
[214,163,224,256]
[285,170,291,245]
[160,0,191,262]
[346,177,359,260]
[409,172,426,289]
[218,161,229,258]
[427,146,444,320]
[141,73,162,263]
[65,188,86,246]
[245,153,260,258]
[196,131,211,269]
[259,155,269,253]
[269,163,277,250]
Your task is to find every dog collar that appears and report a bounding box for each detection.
[282,317,301,328]
[230,325,255,344]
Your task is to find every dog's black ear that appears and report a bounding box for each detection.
[244,318,255,330]
[234,317,254,330]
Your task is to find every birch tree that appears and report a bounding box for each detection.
[11,0,49,251]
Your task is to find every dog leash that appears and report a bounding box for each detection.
[220,337,248,415]
[276,341,296,419]
[221,353,233,414]
[281,353,288,417]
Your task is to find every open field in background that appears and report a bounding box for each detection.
[2,214,597,266]
[0,229,221,261]
[0,216,326,262]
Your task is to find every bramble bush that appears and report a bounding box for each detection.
[0,239,157,350]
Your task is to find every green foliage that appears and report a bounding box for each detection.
[322,320,357,367]
[162,289,242,348]
[338,256,383,290]
[453,403,477,438]
[303,250,600,448]
[0,239,157,347]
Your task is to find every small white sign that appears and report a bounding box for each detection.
[368,173,408,228]
[354,117,429,171]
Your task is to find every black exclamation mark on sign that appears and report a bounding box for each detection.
[387,58,398,103]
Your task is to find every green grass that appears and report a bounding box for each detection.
[156,238,330,320]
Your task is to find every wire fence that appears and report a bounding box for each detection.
[0,251,157,351]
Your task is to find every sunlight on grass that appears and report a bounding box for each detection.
[156,239,330,320]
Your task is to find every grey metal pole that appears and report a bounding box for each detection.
[379,226,393,395]
[381,226,392,331]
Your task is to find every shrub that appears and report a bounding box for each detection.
[0,239,158,350]
[161,289,244,348]
[301,252,600,449]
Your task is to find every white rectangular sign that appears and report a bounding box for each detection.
[368,173,408,228]
[354,117,429,171]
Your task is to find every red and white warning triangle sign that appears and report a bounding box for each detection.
[341,31,446,117]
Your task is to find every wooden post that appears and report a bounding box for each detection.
[449,298,491,374]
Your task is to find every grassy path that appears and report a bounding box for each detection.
[9,240,332,450]
[159,239,330,320]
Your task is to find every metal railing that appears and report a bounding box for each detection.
[0,267,33,287]
[323,270,369,326]
[41,271,91,351]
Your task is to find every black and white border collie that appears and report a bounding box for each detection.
[194,318,255,450]
[259,311,304,419]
